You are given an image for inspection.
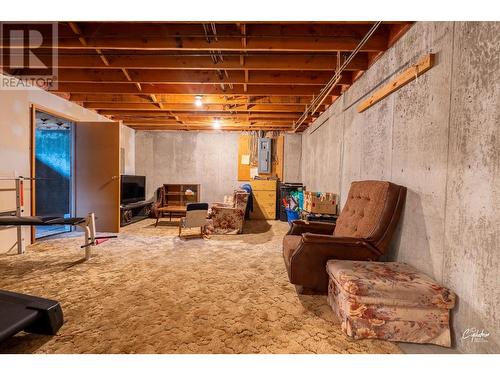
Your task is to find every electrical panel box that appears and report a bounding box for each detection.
[257,138,272,174]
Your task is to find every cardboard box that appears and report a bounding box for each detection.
[304,191,337,214]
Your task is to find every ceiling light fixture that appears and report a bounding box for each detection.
[213,118,221,129]
[194,95,203,107]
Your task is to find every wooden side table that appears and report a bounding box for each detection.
[155,205,187,227]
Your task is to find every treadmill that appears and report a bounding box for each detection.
[0,290,64,343]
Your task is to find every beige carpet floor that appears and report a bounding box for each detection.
[0,219,400,354]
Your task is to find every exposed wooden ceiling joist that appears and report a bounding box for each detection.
[31,69,353,86]
[125,120,293,126]
[110,113,306,120]
[4,23,390,52]
[50,83,343,96]
[127,126,293,131]
[93,104,307,112]
[0,21,413,131]
[0,52,369,71]
[69,94,316,105]
[2,37,387,52]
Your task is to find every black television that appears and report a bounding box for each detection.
[120,175,146,204]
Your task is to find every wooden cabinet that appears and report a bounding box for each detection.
[250,180,277,220]
[162,184,200,207]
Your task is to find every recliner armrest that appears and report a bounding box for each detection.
[287,234,382,292]
[302,233,360,244]
[300,233,383,256]
[286,220,335,236]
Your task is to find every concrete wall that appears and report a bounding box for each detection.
[442,22,500,354]
[120,124,136,175]
[300,22,499,353]
[283,134,302,183]
[136,131,303,204]
[135,131,242,204]
[0,73,111,252]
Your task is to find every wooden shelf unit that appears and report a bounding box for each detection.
[162,184,200,207]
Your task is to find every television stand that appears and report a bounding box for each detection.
[120,199,153,227]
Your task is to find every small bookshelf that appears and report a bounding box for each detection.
[163,184,200,207]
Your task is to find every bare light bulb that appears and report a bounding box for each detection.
[213,119,221,129]
[194,95,203,107]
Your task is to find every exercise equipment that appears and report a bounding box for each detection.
[0,177,26,254]
[0,290,64,343]
[0,177,116,260]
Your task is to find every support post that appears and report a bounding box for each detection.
[15,178,25,254]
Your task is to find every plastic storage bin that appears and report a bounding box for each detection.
[285,208,300,224]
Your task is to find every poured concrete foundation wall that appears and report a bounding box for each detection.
[284,134,302,183]
[300,22,499,353]
[135,131,242,204]
[136,131,302,204]
[120,124,136,175]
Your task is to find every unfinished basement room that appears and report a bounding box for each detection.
[0,1,498,372]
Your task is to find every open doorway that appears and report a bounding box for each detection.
[34,110,75,239]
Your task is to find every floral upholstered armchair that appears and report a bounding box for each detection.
[206,190,249,234]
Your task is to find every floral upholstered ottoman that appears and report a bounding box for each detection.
[326,260,455,347]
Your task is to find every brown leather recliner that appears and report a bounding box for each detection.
[283,180,407,294]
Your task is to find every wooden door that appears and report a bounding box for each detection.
[75,121,120,233]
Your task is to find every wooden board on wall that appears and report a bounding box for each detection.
[237,135,251,181]
[357,53,435,113]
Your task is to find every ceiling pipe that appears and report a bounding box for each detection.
[292,21,382,132]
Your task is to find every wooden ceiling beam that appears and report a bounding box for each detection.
[59,22,395,38]
[108,112,304,119]
[116,120,301,126]
[68,21,155,118]
[68,22,111,67]
[241,24,247,93]
[67,22,88,47]
[3,22,414,133]
[127,122,292,128]
[0,51,369,71]
[6,35,387,52]
[41,69,352,86]
[123,119,293,125]
[128,126,292,131]
[69,93,315,105]
[51,83,342,96]
[94,104,306,112]
[111,118,300,125]
[101,22,407,25]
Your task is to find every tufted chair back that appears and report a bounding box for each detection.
[334,181,407,252]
